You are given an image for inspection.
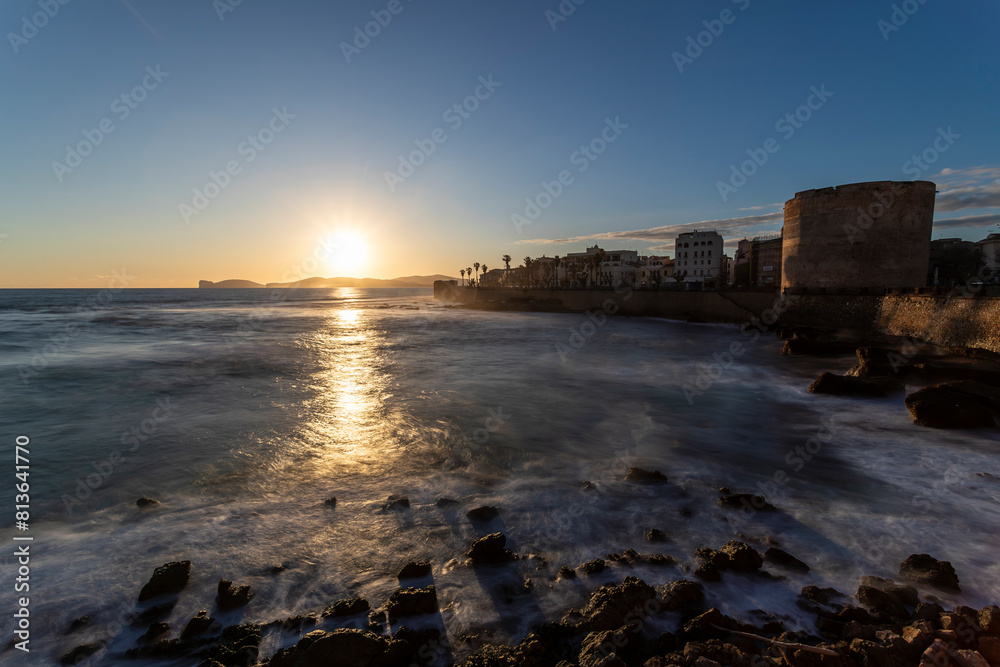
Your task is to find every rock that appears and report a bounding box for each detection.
[466,506,500,522]
[978,636,1000,664]
[181,610,215,639]
[582,480,596,491]
[557,566,576,580]
[136,497,159,507]
[139,621,171,645]
[137,561,191,602]
[980,605,1000,636]
[581,559,607,575]
[799,585,844,606]
[60,641,105,665]
[579,627,639,667]
[899,554,961,592]
[65,616,91,634]
[718,493,777,511]
[217,579,254,610]
[859,576,919,606]
[857,585,909,619]
[718,541,763,573]
[387,495,410,509]
[267,629,389,667]
[466,532,515,564]
[764,547,810,573]
[659,579,705,611]
[397,560,432,579]
[905,384,998,429]
[385,586,438,618]
[914,602,945,620]
[646,528,668,543]
[808,372,898,397]
[624,467,667,483]
[566,577,657,633]
[846,346,919,378]
[435,497,460,507]
[321,597,370,618]
[781,338,851,356]
[130,602,173,627]
[680,608,754,643]
[324,497,336,508]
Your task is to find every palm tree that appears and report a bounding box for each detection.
[523,257,533,287]
[473,262,480,284]
[460,269,465,286]
[466,267,473,286]
[481,265,488,286]
[502,254,511,270]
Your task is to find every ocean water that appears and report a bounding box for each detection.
[1,287,999,665]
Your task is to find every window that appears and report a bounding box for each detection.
[708,251,711,256]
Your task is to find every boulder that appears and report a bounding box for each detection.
[579,627,639,667]
[718,493,777,512]
[899,554,961,593]
[386,495,410,509]
[557,566,577,580]
[60,641,105,665]
[645,528,669,543]
[857,585,909,619]
[764,547,810,573]
[659,579,705,611]
[905,383,998,429]
[385,586,438,618]
[435,497,460,507]
[846,346,919,378]
[324,497,336,508]
[137,561,191,602]
[397,560,432,579]
[980,605,1000,636]
[808,372,899,397]
[581,559,607,575]
[859,576,918,606]
[217,579,254,610]
[268,629,389,667]
[321,597,370,618]
[136,497,159,507]
[181,610,215,639]
[624,467,667,483]
[718,541,763,573]
[466,506,500,522]
[65,616,91,634]
[565,577,657,633]
[466,532,515,564]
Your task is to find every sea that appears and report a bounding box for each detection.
[1,287,999,665]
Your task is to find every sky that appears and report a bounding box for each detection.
[1,0,999,287]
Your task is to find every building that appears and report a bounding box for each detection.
[978,233,1000,284]
[749,234,783,287]
[556,246,639,287]
[732,238,751,287]
[479,268,505,288]
[928,238,980,286]
[782,181,936,291]
[674,230,725,285]
[635,256,674,287]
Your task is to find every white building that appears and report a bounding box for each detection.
[979,233,1000,283]
[636,256,674,287]
[557,246,640,287]
[674,230,725,284]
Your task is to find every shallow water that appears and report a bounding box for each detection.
[1,287,998,665]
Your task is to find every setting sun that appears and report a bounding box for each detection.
[324,230,369,276]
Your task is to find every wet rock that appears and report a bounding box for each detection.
[137,561,191,602]
[217,579,254,610]
[582,480,596,491]
[557,566,576,580]
[660,579,705,611]
[857,585,909,619]
[181,610,215,639]
[764,547,810,573]
[566,577,657,633]
[131,602,173,628]
[267,628,388,667]
[324,497,336,508]
[718,541,763,573]
[201,623,261,666]
[679,608,755,643]
[579,627,640,667]
[139,621,171,645]
[581,559,607,575]
[979,636,1000,664]
[136,497,159,507]
[466,532,515,564]
[385,586,438,618]
[914,602,945,620]
[387,495,410,510]
[646,528,669,543]
[321,597,370,618]
[60,641,105,665]
[466,506,500,522]
[980,605,1000,636]
[859,576,919,606]
[435,497,460,507]
[397,560,432,579]
[905,383,998,429]
[899,554,961,592]
[718,493,777,512]
[808,372,898,397]
[624,467,667,483]
[269,564,287,575]
[65,616,91,634]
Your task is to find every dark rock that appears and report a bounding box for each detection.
[680,607,754,643]
[466,506,500,522]
[660,579,705,611]
[557,566,576,580]
[981,605,1000,636]
[321,597,370,618]
[718,541,763,573]
[565,577,657,633]
[202,623,261,666]
[579,627,640,666]
[694,561,721,581]
[65,616,91,634]
[130,602,173,628]
[857,585,909,619]
[808,372,897,397]
[136,497,159,507]
[435,497,460,507]
[397,560,432,579]
[899,554,961,592]
[914,602,945,620]
[387,495,410,509]
[846,346,920,378]
[718,493,777,511]
[799,586,844,606]
[859,576,919,606]
[466,532,515,564]
[385,586,438,618]
[267,628,388,667]
[718,486,731,494]
[60,641,104,665]
[269,565,287,575]
[581,480,596,491]
[624,467,667,483]
[181,610,215,639]
[781,338,850,357]
[764,547,810,573]
[137,561,191,602]
[905,383,998,429]
[217,579,254,610]
[324,497,336,508]
[139,621,171,645]
[646,528,668,543]
[580,559,606,576]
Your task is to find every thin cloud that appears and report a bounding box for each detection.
[933,166,1000,211]
[932,213,1000,231]
[120,0,164,42]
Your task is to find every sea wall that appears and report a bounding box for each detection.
[437,286,1000,353]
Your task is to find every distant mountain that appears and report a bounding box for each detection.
[199,275,456,289]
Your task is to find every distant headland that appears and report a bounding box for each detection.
[198,275,455,289]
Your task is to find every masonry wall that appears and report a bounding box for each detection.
[782,181,936,290]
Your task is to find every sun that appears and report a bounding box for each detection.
[324,230,369,276]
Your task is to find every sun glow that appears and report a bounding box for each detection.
[324,230,369,276]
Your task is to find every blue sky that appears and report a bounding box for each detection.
[1,0,998,286]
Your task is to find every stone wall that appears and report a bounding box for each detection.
[782,181,936,290]
[878,295,1000,353]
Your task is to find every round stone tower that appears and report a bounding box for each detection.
[781,180,936,291]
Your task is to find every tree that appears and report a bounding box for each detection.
[460,269,465,286]
[502,254,511,270]
[481,265,489,286]
[466,266,473,286]
[523,257,533,287]
[474,262,480,284]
